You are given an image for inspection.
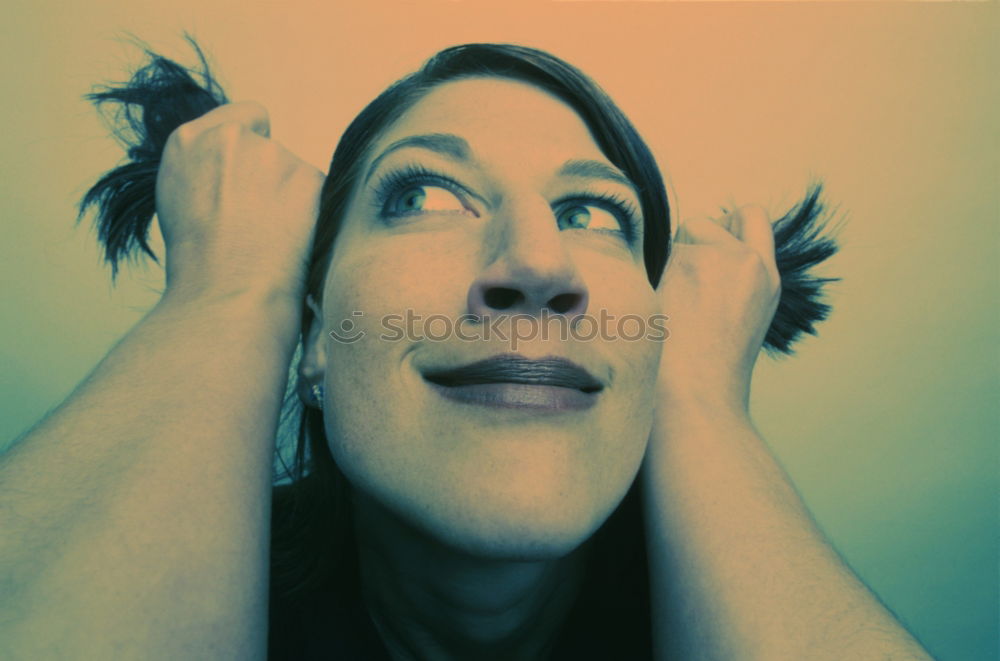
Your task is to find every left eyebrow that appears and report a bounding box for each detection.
[363,133,471,185]
[556,159,639,196]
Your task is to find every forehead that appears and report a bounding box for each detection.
[374,77,607,167]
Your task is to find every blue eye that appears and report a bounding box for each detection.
[554,193,639,243]
[557,204,621,232]
[389,184,466,215]
[374,165,477,220]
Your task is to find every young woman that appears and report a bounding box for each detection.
[0,42,933,660]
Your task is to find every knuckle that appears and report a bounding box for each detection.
[239,100,270,121]
[736,248,769,278]
[169,121,198,147]
[202,122,249,149]
[163,127,183,154]
[738,204,770,224]
[285,164,310,186]
[227,100,270,136]
[739,204,776,238]
[683,244,723,272]
[685,218,715,232]
[217,121,247,140]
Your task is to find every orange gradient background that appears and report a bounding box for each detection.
[0,2,996,658]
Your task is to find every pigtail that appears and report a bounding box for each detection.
[78,36,228,280]
[765,181,841,354]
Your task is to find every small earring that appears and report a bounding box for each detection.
[311,384,324,410]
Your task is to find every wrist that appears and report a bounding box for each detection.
[656,378,752,429]
[155,286,304,347]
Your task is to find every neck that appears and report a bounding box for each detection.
[351,493,588,661]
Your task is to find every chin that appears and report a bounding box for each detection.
[422,511,603,562]
[394,476,630,562]
[331,406,649,562]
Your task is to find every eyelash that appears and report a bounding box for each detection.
[554,191,640,243]
[372,164,476,218]
[371,163,641,243]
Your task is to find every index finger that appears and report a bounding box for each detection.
[182,100,271,138]
[729,205,778,284]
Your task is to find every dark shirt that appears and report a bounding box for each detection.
[268,482,652,659]
[269,569,651,661]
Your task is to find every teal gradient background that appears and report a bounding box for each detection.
[1,2,996,658]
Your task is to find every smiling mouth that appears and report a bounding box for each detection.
[422,354,603,411]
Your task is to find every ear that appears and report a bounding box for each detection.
[297,293,327,409]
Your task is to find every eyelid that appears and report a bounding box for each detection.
[371,163,483,218]
[552,190,642,242]
[370,163,643,244]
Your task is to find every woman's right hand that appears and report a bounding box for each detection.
[0,109,325,661]
[156,101,325,306]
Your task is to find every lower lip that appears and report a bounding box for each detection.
[427,382,599,412]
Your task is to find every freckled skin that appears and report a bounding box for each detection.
[302,78,661,560]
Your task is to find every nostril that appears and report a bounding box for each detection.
[483,287,524,310]
[549,293,582,315]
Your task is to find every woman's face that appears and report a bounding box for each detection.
[304,77,662,559]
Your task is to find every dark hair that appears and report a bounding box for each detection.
[80,37,841,653]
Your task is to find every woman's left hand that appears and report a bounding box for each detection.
[645,207,935,661]
[654,205,781,419]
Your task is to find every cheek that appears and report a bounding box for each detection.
[583,256,662,372]
[315,239,471,473]
[583,259,662,464]
[324,237,476,323]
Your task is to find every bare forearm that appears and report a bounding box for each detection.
[643,407,933,661]
[0,292,300,659]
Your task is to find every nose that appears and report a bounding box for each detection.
[466,199,589,320]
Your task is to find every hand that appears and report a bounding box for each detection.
[655,206,781,418]
[155,101,325,306]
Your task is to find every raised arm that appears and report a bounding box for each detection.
[643,206,934,660]
[0,100,323,659]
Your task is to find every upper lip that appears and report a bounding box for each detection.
[422,354,604,393]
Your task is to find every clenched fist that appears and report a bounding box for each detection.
[156,101,325,305]
[655,206,781,417]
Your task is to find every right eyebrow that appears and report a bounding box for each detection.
[363,133,471,185]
